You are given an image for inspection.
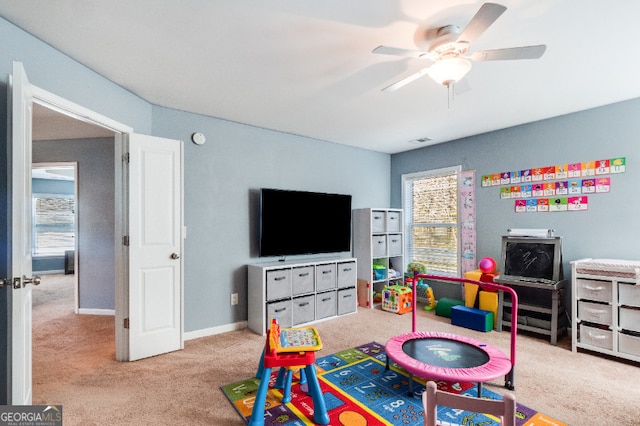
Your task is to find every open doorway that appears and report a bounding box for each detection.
[31,101,118,403]
[13,74,183,404]
[32,101,117,316]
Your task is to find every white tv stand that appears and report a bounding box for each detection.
[247,257,357,335]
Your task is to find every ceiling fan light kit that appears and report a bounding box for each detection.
[374,2,546,102]
[427,57,472,86]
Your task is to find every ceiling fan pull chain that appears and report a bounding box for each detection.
[447,82,454,109]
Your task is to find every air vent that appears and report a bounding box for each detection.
[409,137,433,144]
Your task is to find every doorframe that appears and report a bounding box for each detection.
[30,85,133,361]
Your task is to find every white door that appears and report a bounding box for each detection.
[126,134,183,361]
[9,61,36,404]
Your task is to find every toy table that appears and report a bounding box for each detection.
[250,319,328,425]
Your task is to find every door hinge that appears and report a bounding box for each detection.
[123,235,130,246]
[13,277,22,289]
[124,318,130,329]
[123,152,130,163]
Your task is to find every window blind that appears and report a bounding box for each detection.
[403,166,460,276]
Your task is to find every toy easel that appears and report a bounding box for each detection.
[249,319,329,425]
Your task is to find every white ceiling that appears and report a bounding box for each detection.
[3,0,640,153]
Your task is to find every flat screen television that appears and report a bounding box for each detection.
[259,188,352,257]
[498,236,563,283]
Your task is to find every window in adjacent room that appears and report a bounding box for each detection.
[402,165,461,276]
[32,164,76,256]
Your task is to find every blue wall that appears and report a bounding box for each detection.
[152,106,390,331]
[391,99,640,301]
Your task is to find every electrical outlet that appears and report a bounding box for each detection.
[231,293,238,305]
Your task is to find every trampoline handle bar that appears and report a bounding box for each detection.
[411,273,518,371]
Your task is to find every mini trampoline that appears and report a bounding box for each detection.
[385,274,518,396]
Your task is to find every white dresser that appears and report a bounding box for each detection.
[571,258,640,362]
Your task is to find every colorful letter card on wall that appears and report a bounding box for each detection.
[611,157,626,173]
[568,196,588,211]
[537,198,549,212]
[549,197,568,212]
[568,163,581,177]
[596,177,610,193]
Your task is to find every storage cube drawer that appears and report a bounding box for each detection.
[337,261,356,289]
[619,332,640,357]
[372,235,387,257]
[388,234,402,256]
[316,263,337,292]
[292,295,315,325]
[266,269,291,301]
[579,324,612,350]
[386,211,401,232]
[619,307,640,333]
[576,278,612,303]
[337,287,356,315]
[578,301,612,326]
[316,291,337,319]
[267,299,292,328]
[619,283,640,307]
[292,266,314,296]
[371,211,386,233]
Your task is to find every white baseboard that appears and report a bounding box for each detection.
[78,308,115,316]
[184,321,248,341]
[71,312,247,339]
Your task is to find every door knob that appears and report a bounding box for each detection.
[22,275,41,286]
[171,253,180,260]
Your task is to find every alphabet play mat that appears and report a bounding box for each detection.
[222,341,568,425]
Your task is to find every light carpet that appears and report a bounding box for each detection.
[222,341,567,425]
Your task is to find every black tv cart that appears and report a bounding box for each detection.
[495,277,568,345]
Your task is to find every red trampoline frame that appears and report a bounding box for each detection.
[385,274,518,392]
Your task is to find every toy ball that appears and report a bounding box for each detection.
[478,257,497,273]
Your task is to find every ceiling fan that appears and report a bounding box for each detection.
[373,2,546,94]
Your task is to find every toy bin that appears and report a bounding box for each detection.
[381,285,412,315]
[373,264,386,281]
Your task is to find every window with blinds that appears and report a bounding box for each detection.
[32,195,75,256]
[402,166,461,276]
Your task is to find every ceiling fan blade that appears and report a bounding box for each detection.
[381,67,431,92]
[372,45,432,59]
[471,45,547,61]
[457,3,507,44]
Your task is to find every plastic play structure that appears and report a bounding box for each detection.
[385,273,518,397]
